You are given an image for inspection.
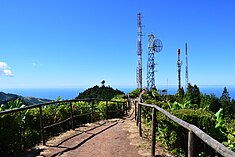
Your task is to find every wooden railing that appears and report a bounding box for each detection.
[0,98,129,145]
[134,101,235,157]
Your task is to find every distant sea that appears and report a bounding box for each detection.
[1,87,134,100]
[1,85,235,100]
[158,85,235,100]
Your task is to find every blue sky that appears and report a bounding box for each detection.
[0,0,235,89]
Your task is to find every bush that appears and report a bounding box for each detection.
[141,106,223,156]
[0,100,125,156]
[156,109,223,156]
[129,88,141,98]
[0,109,41,155]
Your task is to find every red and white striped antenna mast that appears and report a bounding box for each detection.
[185,43,189,89]
[177,48,182,94]
[136,13,143,89]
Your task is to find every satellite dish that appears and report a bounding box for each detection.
[154,39,163,53]
[101,80,105,86]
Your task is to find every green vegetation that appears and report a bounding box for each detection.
[76,85,124,100]
[0,97,52,112]
[140,84,235,156]
[129,88,141,98]
[0,86,126,156]
[0,100,125,156]
[0,92,19,102]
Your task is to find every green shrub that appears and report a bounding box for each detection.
[0,109,41,155]
[0,99,125,156]
[156,109,223,156]
[129,88,141,98]
[141,106,223,156]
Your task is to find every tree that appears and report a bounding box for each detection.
[185,83,201,105]
[200,94,221,113]
[129,88,141,98]
[176,87,184,103]
[220,87,232,118]
[192,84,201,105]
[185,83,193,101]
[229,99,235,119]
[220,87,230,102]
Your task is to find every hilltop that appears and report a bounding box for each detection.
[76,85,124,100]
[0,92,19,102]
[0,91,52,107]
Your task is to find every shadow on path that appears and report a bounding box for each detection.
[48,121,107,148]
[49,122,118,157]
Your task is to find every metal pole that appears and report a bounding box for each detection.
[69,102,74,130]
[151,108,157,157]
[39,105,45,145]
[177,48,182,95]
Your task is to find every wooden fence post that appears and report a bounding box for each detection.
[126,101,128,115]
[69,101,74,130]
[91,100,94,122]
[136,102,139,126]
[134,101,137,120]
[106,100,108,119]
[39,105,45,145]
[188,130,194,157]
[151,107,157,157]
[116,102,119,117]
[138,103,142,137]
[122,102,125,116]
[117,102,122,116]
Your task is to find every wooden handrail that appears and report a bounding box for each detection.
[137,102,235,157]
[0,98,125,115]
[0,98,127,146]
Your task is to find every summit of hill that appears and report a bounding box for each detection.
[76,85,124,100]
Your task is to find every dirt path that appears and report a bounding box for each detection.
[34,118,141,157]
[29,101,171,157]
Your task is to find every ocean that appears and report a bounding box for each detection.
[1,86,235,101]
[159,85,235,99]
[1,87,134,100]
[2,88,84,100]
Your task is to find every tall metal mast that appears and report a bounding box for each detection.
[177,48,182,94]
[147,34,156,90]
[147,34,163,90]
[185,43,189,89]
[136,13,143,89]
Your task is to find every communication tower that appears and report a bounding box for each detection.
[136,13,143,89]
[147,34,163,90]
[177,48,182,94]
[185,43,189,89]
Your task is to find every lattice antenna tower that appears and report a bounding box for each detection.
[185,43,189,90]
[136,13,143,89]
[147,34,155,90]
[147,34,163,90]
[177,48,182,94]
